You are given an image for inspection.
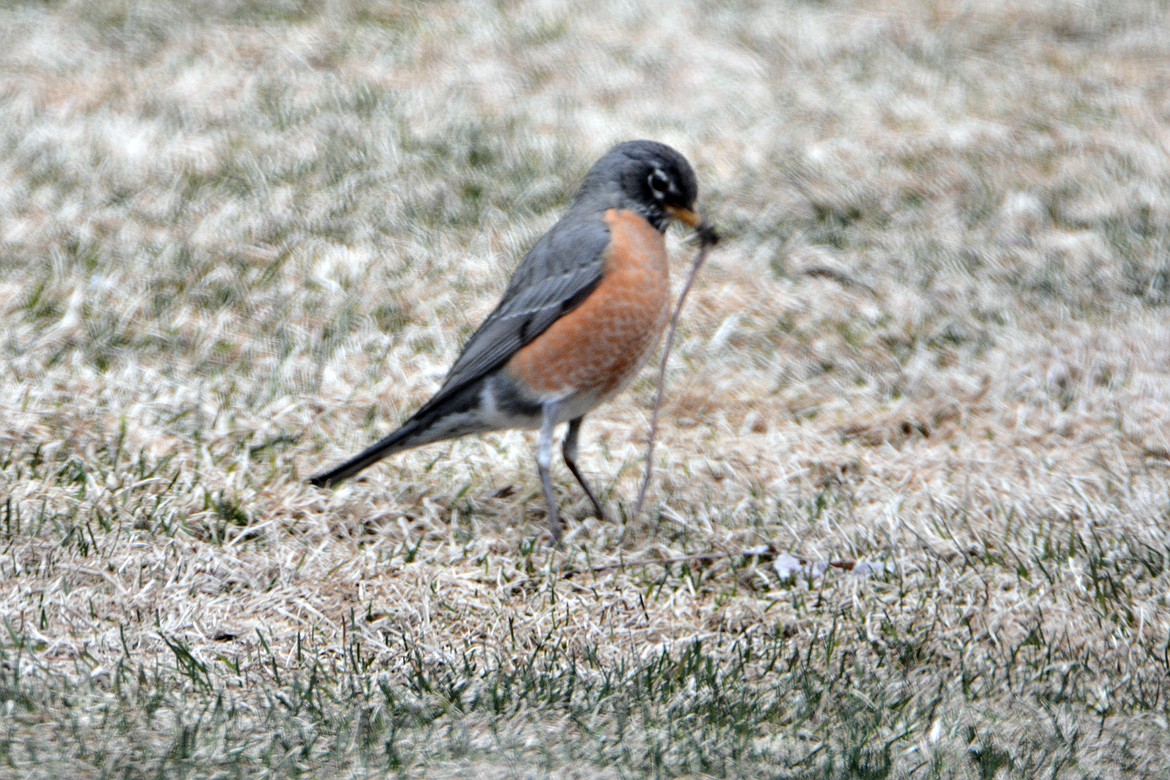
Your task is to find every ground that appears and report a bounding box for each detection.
[1,0,1169,777]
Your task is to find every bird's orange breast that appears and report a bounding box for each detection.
[505,209,671,399]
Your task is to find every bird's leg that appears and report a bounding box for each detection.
[563,416,608,521]
[537,401,563,544]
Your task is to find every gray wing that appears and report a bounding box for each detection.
[420,212,611,409]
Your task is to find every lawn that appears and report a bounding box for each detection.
[1,0,1169,776]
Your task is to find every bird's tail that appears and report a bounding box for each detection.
[308,379,490,488]
[308,417,428,488]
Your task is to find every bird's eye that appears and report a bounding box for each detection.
[647,168,671,200]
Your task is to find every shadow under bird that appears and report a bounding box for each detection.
[309,139,717,542]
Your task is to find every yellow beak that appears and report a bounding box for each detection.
[667,204,720,246]
[666,204,703,228]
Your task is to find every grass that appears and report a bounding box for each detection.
[2,0,1170,776]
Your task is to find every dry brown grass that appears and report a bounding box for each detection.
[2,0,1170,776]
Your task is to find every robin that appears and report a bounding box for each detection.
[309,139,717,542]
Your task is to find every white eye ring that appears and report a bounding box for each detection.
[648,168,671,200]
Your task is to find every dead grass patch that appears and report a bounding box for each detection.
[2,0,1170,776]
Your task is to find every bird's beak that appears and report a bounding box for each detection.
[666,204,703,228]
[667,205,720,246]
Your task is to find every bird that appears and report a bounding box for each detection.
[309,139,716,542]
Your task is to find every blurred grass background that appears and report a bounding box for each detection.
[2,0,1169,776]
